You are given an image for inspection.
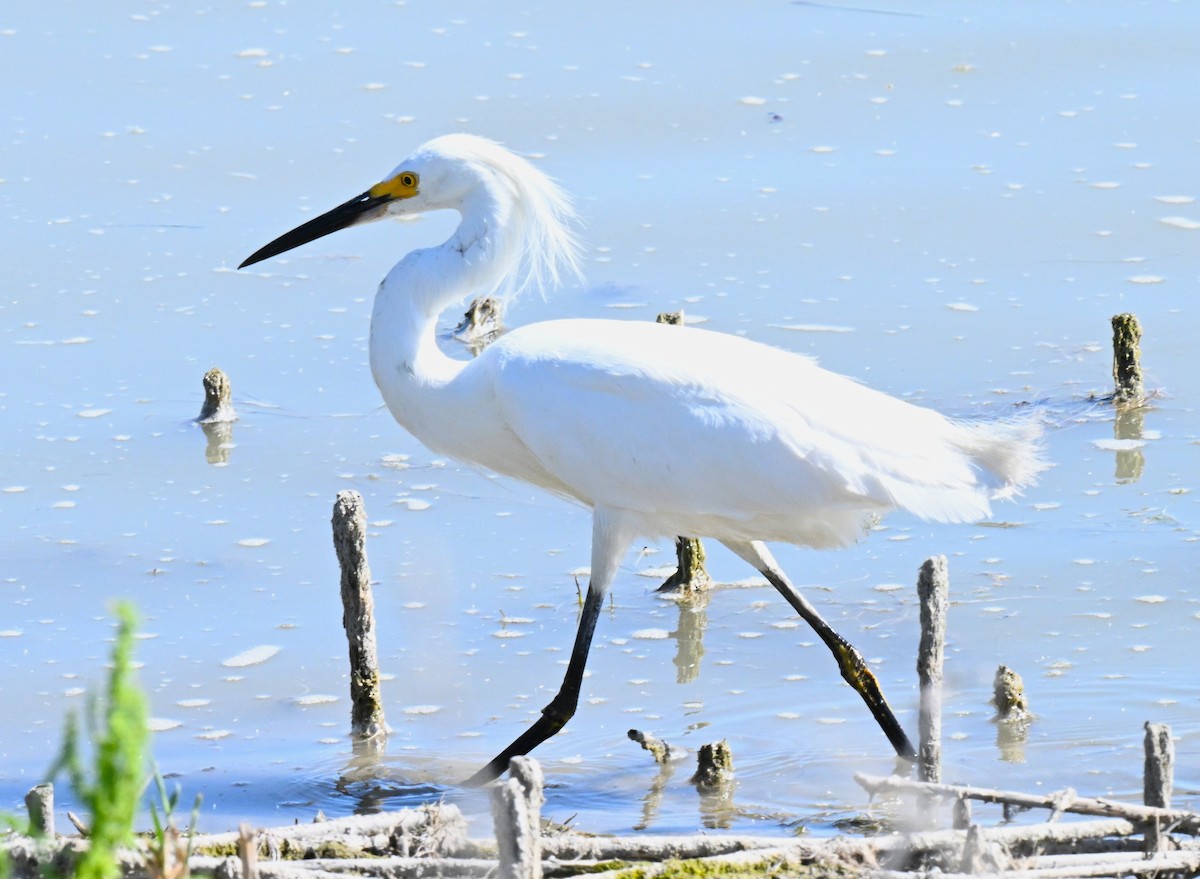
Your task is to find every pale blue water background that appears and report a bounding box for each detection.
[2,0,1198,837]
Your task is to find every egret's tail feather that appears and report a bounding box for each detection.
[866,414,1047,526]
[955,416,1048,502]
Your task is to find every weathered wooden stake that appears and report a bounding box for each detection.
[491,756,544,879]
[24,783,53,837]
[916,555,948,785]
[237,822,258,879]
[1143,722,1174,854]
[331,490,387,739]
[196,366,238,424]
[1111,313,1144,406]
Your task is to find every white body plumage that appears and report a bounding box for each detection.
[242,133,1044,782]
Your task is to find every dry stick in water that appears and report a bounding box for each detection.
[1111,313,1144,406]
[1143,722,1174,854]
[917,556,949,786]
[331,490,387,739]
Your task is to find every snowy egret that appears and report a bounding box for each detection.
[240,134,1044,786]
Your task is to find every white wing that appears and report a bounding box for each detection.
[479,319,1041,548]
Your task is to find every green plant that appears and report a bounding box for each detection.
[45,602,150,879]
[147,769,202,879]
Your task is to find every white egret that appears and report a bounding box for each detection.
[240,134,1044,786]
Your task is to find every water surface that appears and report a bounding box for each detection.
[2,0,1198,837]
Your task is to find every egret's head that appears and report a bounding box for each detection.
[239,134,581,295]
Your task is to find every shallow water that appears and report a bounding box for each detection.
[3,0,1198,838]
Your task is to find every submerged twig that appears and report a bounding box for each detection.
[627,729,686,765]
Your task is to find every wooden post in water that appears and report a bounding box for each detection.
[332,490,387,740]
[24,783,54,837]
[993,665,1029,719]
[196,366,238,423]
[653,310,713,594]
[1143,722,1174,854]
[690,740,734,792]
[917,556,949,786]
[657,537,712,594]
[1111,313,1144,406]
[492,756,544,879]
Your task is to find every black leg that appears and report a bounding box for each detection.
[462,582,605,786]
[723,539,916,760]
[462,508,634,786]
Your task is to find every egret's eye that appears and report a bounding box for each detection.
[369,171,420,200]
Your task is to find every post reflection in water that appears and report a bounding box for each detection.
[1113,406,1146,484]
[667,590,711,685]
[200,420,235,466]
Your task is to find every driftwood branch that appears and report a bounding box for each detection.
[871,849,1200,879]
[189,804,471,858]
[856,772,1200,834]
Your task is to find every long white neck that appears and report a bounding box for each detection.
[368,183,518,448]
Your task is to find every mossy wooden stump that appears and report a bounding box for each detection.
[993,664,1029,720]
[196,366,237,424]
[1111,313,1144,406]
[691,740,734,793]
[455,295,504,354]
[658,537,713,594]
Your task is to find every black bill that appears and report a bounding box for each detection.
[239,189,391,269]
